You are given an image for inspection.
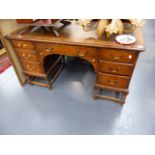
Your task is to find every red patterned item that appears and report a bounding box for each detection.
[0,54,12,74]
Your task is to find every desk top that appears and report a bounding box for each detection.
[6,21,144,52]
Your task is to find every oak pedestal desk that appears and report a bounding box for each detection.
[6,23,144,105]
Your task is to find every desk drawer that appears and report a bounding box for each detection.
[21,61,43,74]
[15,49,39,62]
[99,61,134,76]
[99,49,138,63]
[35,42,96,57]
[11,40,35,50]
[97,72,129,88]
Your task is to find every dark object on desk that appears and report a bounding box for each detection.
[6,22,144,105]
[16,19,61,24]
[16,19,72,37]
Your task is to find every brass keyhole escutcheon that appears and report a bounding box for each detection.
[22,53,26,57]
[27,64,30,69]
[28,54,32,58]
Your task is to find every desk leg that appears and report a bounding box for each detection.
[93,84,128,105]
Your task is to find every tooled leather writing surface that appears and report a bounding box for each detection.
[7,21,144,51]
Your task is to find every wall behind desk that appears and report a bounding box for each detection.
[0,19,27,85]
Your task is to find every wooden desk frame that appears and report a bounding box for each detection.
[6,23,144,105]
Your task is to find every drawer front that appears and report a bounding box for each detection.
[35,42,96,57]
[21,61,43,74]
[99,49,138,63]
[99,61,134,76]
[97,72,130,88]
[11,40,35,50]
[15,49,39,62]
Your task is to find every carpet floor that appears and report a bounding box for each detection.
[0,54,12,74]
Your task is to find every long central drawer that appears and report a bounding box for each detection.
[35,42,96,57]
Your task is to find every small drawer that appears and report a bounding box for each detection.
[21,61,43,74]
[99,49,138,63]
[97,72,130,89]
[15,49,39,62]
[11,40,35,50]
[35,42,96,57]
[99,61,134,76]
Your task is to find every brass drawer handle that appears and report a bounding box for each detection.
[39,52,43,56]
[79,53,85,57]
[112,70,118,73]
[22,53,32,60]
[46,47,53,52]
[17,42,22,47]
[26,64,35,71]
[22,44,27,47]
[22,53,26,57]
[92,59,96,62]
[113,57,120,60]
[110,53,124,60]
[28,54,32,58]
[17,42,27,48]
[78,51,89,57]
[107,80,119,85]
[108,67,120,73]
